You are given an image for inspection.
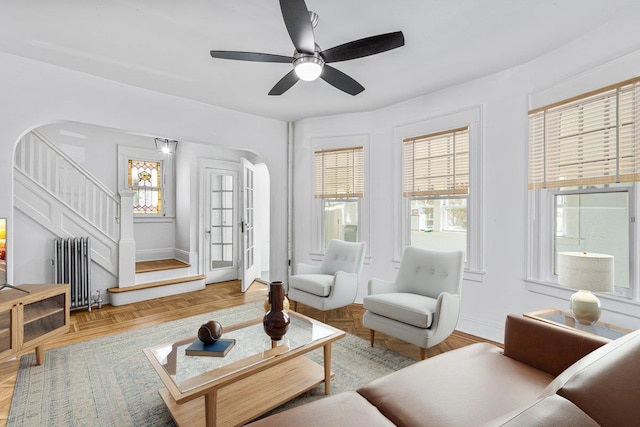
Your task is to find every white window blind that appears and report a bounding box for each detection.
[314,146,364,199]
[403,127,469,197]
[528,77,640,189]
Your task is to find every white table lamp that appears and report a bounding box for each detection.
[557,252,614,325]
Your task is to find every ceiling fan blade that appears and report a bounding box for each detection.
[210,51,293,63]
[268,70,300,95]
[279,0,315,54]
[321,31,405,63]
[321,65,365,96]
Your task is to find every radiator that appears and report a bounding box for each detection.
[54,237,92,311]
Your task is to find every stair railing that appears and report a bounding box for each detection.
[14,130,121,241]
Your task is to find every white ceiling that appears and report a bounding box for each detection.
[0,1,637,122]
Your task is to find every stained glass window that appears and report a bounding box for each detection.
[128,159,163,214]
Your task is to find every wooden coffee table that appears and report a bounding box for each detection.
[144,311,345,427]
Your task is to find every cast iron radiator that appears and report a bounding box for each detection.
[53,237,92,311]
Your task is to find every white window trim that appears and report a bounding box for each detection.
[527,186,634,292]
[527,184,640,317]
[526,52,640,317]
[393,106,484,282]
[117,144,175,222]
[310,134,370,261]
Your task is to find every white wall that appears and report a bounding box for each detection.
[254,163,271,281]
[0,52,289,289]
[293,13,640,341]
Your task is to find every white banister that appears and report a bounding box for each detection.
[118,190,136,287]
[15,131,120,241]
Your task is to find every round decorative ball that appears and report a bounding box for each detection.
[198,320,223,344]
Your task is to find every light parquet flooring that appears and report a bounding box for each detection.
[0,280,496,426]
[135,259,190,274]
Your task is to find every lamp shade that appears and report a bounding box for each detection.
[557,252,614,292]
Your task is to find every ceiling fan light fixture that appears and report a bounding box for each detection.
[293,55,324,81]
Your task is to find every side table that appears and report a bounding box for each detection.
[524,309,632,341]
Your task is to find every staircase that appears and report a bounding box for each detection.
[108,259,205,306]
[14,130,120,276]
[14,130,205,306]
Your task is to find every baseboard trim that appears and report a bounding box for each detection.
[456,315,505,344]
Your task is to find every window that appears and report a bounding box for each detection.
[128,159,163,214]
[527,77,640,299]
[314,146,364,247]
[403,127,469,256]
[553,191,629,288]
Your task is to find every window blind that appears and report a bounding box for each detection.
[314,146,364,199]
[528,77,640,190]
[403,127,469,197]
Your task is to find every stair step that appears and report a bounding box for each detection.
[107,274,205,293]
[135,259,190,274]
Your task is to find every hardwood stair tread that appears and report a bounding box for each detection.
[135,259,190,274]
[107,275,205,293]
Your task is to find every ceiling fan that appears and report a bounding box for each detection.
[210,0,405,96]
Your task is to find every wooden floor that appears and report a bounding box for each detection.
[135,259,190,274]
[0,280,495,425]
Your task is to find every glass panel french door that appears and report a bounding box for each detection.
[205,168,238,283]
[241,158,257,292]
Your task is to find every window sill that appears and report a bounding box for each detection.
[133,215,175,224]
[525,279,640,320]
[464,269,485,283]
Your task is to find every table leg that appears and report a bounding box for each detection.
[323,343,332,395]
[35,346,45,365]
[204,390,218,427]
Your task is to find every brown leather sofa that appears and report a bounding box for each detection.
[246,314,640,427]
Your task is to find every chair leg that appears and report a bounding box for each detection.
[322,311,327,324]
[369,329,375,347]
[420,348,426,360]
[293,301,298,312]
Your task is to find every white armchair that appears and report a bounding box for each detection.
[363,246,464,360]
[288,239,366,323]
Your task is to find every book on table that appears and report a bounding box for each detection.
[185,338,236,357]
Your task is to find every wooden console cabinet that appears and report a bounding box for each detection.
[0,284,70,365]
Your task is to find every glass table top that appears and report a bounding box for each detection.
[526,309,632,340]
[147,312,338,393]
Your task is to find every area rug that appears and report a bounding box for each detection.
[8,302,415,427]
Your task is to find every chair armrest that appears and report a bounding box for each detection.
[323,271,360,310]
[367,278,397,295]
[428,292,461,347]
[295,263,322,275]
[503,314,609,376]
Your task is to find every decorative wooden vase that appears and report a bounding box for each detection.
[263,281,290,341]
[263,294,290,312]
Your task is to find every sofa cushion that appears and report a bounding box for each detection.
[244,391,395,427]
[485,395,599,427]
[546,328,640,427]
[288,274,334,297]
[357,343,554,427]
[363,293,436,328]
